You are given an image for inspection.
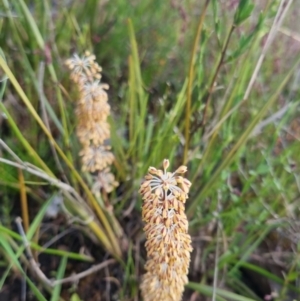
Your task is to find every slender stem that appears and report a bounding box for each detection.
[19,170,29,233]
[200,23,235,134]
[38,62,70,185]
[52,259,116,286]
[183,0,210,164]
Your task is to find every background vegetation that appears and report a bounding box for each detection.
[1,0,300,300]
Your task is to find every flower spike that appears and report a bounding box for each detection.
[140,159,192,301]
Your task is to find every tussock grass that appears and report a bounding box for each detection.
[1,0,300,300]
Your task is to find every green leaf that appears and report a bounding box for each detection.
[228,12,264,62]
[234,0,255,25]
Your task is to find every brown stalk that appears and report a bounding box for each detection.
[18,169,29,233]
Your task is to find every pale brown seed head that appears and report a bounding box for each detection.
[91,168,119,195]
[66,51,116,185]
[140,160,192,301]
[80,145,114,172]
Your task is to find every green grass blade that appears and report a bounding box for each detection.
[0,234,47,301]
[51,256,68,301]
[0,103,54,176]
[187,282,258,301]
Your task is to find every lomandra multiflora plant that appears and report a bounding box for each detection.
[139,159,192,301]
[65,51,118,194]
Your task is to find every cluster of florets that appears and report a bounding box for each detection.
[65,51,118,193]
[139,159,192,301]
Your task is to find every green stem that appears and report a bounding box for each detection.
[200,23,236,134]
[183,0,210,164]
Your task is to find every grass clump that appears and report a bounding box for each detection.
[1,0,300,300]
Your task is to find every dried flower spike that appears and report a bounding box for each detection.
[66,52,118,193]
[140,159,192,301]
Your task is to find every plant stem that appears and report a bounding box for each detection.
[183,0,210,165]
[200,23,235,135]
